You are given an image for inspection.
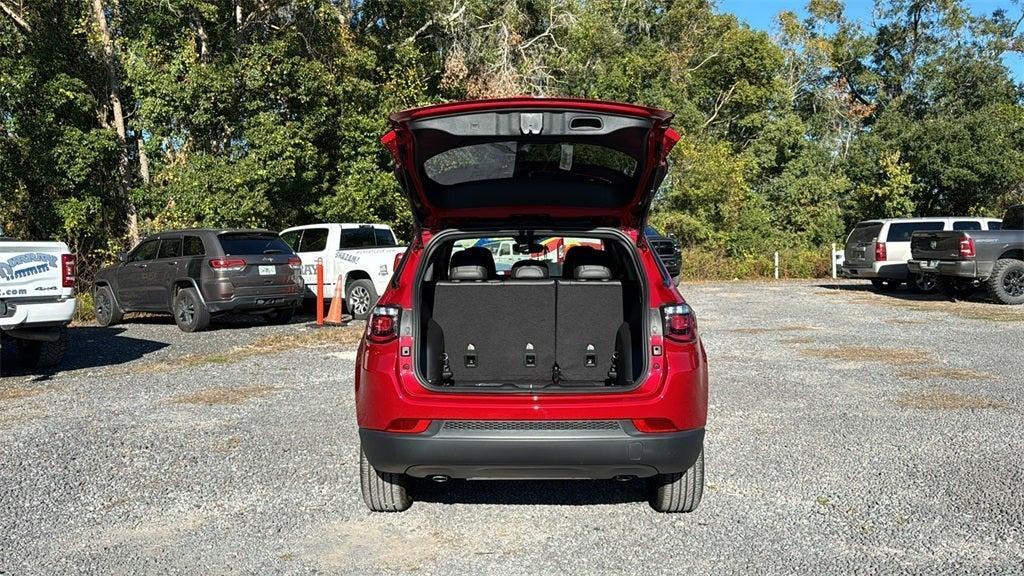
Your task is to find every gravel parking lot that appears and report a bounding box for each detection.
[2,281,1022,575]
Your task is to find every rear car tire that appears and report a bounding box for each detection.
[346,279,377,320]
[986,259,1024,305]
[360,447,412,512]
[94,285,124,327]
[264,305,296,325]
[173,288,211,332]
[649,447,704,513]
[908,273,938,294]
[15,327,68,368]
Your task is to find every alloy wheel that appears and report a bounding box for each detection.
[350,286,372,316]
[177,295,195,326]
[915,273,937,292]
[1004,269,1024,297]
[95,292,110,324]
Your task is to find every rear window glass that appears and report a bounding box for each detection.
[423,142,637,187]
[280,231,300,251]
[158,238,182,259]
[989,221,1002,230]
[218,233,293,255]
[886,222,944,242]
[299,228,329,252]
[340,228,376,248]
[847,223,883,243]
[953,221,981,231]
[374,228,396,246]
[1004,207,1024,230]
[183,236,206,256]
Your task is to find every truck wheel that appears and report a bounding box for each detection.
[909,273,938,294]
[986,259,1024,305]
[360,447,412,512]
[173,288,211,332]
[15,327,67,368]
[94,285,124,327]
[264,305,296,325]
[649,447,704,513]
[346,279,377,320]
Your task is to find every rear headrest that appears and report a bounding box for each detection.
[563,246,614,280]
[450,265,488,281]
[450,246,496,280]
[575,264,612,280]
[510,260,549,279]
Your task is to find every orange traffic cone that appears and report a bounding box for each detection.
[324,275,346,325]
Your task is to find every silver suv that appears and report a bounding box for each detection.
[94,229,303,332]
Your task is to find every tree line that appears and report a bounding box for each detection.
[2,0,1022,276]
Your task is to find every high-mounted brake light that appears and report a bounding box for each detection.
[367,305,401,343]
[287,256,302,270]
[874,241,887,262]
[959,236,976,258]
[209,258,246,271]
[662,303,697,343]
[61,254,76,289]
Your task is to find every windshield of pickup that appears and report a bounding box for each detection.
[1004,206,1023,230]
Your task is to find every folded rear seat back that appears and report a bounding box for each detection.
[431,252,556,384]
[556,247,624,383]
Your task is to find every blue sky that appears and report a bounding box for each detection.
[719,0,1024,82]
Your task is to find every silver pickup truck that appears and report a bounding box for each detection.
[908,204,1024,304]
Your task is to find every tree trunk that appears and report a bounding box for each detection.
[90,0,139,245]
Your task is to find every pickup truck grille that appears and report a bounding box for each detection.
[649,240,676,256]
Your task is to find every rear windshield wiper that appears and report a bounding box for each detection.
[263,249,285,254]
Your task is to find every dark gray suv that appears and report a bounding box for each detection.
[94,229,303,332]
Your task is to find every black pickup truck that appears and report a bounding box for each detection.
[909,204,1024,304]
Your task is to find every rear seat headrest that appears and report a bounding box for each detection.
[563,246,614,280]
[510,260,549,279]
[450,246,496,280]
[575,264,612,280]
[450,265,488,281]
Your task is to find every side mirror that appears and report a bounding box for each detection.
[117,252,127,264]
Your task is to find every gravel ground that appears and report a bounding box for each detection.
[1,281,1022,575]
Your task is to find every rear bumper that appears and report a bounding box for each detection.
[0,297,75,330]
[908,259,980,278]
[206,293,302,313]
[842,262,908,280]
[360,421,704,479]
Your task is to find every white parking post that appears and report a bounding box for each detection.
[774,251,780,280]
[831,243,837,280]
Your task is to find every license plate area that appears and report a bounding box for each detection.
[258,265,276,276]
[921,260,939,270]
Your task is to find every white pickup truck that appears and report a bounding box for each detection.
[279,223,405,319]
[0,230,76,369]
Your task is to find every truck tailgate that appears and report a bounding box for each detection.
[911,231,963,260]
[0,242,70,301]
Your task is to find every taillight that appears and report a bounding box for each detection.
[662,304,697,343]
[61,254,76,288]
[367,305,400,343]
[287,256,302,269]
[393,251,405,272]
[874,241,887,261]
[209,258,246,271]
[959,236,976,258]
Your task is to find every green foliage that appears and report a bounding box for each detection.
[2,0,1022,283]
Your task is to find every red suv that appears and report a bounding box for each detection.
[356,98,708,513]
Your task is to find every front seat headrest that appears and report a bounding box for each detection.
[510,260,549,279]
[450,246,496,280]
